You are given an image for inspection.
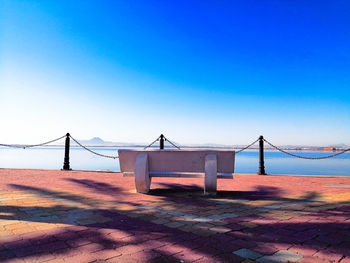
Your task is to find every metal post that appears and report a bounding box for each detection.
[258,135,266,175]
[63,133,71,170]
[159,134,164,150]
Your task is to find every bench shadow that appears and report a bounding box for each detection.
[151,183,286,200]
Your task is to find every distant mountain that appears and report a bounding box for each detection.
[86,137,105,144]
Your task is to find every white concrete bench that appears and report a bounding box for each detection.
[118,149,235,195]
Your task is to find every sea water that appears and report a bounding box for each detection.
[0,147,349,176]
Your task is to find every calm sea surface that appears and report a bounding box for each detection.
[0,147,349,176]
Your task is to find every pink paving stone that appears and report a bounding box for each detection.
[224,216,260,224]
[62,252,97,262]
[36,240,69,253]
[298,255,330,263]
[138,239,166,250]
[251,217,278,225]
[341,257,350,263]
[113,244,145,255]
[108,230,135,240]
[229,238,256,249]
[314,249,343,262]
[66,238,92,248]
[21,253,56,263]
[213,252,245,262]
[302,239,329,251]
[2,169,350,262]
[92,249,122,260]
[288,244,318,257]
[252,244,279,255]
[157,244,185,255]
[270,242,293,251]
[195,256,220,263]
[107,250,162,263]
[227,231,256,240]
[29,235,58,246]
[18,231,45,241]
[54,247,82,258]
[173,248,206,262]
[78,243,104,253]
[179,240,202,250]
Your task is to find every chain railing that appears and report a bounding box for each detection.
[144,134,181,150]
[0,135,67,149]
[235,138,260,153]
[263,138,350,160]
[144,135,161,149]
[69,135,119,159]
[1,133,350,173]
[163,135,181,150]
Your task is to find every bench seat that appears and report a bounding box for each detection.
[118,149,235,195]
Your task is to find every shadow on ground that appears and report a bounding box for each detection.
[0,179,349,262]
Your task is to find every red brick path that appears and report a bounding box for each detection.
[0,169,349,262]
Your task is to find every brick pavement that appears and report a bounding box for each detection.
[0,169,349,262]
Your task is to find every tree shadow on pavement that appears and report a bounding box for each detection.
[0,179,349,262]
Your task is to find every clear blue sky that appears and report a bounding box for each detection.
[1,0,349,146]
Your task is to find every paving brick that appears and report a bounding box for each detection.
[257,250,303,263]
[253,244,279,255]
[2,169,350,262]
[288,244,318,257]
[107,250,162,263]
[138,239,166,250]
[62,252,97,262]
[22,253,56,263]
[173,248,205,262]
[92,249,122,260]
[214,252,245,262]
[164,221,185,228]
[230,238,256,249]
[36,240,69,253]
[113,244,144,255]
[157,244,185,255]
[313,249,343,262]
[298,255,330,263]
[341,257,350,263]
[195,256,220,263]
[233,248,262,260]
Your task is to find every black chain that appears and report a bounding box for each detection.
[144,135,161,149]
[264,138,350,160]
[163,136,181,150]
[0,135,67,149]
[69,135,119,159]
[235,138,260,153]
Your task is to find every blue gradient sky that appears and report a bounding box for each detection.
[1,1,349,145]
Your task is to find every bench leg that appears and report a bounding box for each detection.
[135,153,151,193]
[205,154,217,195]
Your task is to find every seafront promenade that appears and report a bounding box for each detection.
[0,169,349,262]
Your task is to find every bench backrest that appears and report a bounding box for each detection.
[118,150,235,174]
